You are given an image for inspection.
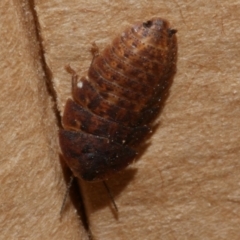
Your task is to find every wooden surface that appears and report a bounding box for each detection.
[1,0,240,239]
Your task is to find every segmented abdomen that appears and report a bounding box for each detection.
[59,18,177,181]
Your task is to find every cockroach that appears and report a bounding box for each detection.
[59,17,177,211]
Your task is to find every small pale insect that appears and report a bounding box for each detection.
[59,17,177,182]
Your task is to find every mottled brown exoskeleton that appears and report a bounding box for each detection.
[59,18,177,182]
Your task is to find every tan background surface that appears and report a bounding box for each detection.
[1,0,240,239]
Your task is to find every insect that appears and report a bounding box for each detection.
[59,17,177,183]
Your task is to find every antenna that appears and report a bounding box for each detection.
[103,181,118,212]
[60,175,74,217]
